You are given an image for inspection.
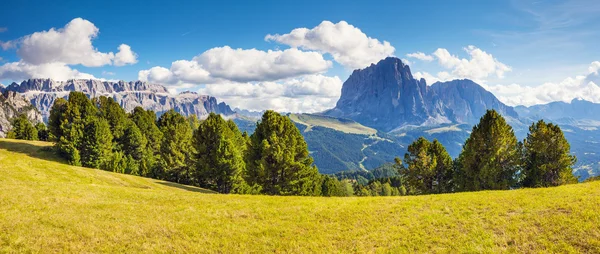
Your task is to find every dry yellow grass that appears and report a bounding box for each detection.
[1,138,599,253]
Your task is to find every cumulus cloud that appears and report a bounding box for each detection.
[199,74,342,112]
[484,62,600,106]
[412,46,511,85]
[0,61,97,81]
[265,21,395,69]
[139,46,331,87]
[0,18,138,81]
[406,52,434,61]
[113,44,138,66]
[589,61,600,75]
[4,18,137,67]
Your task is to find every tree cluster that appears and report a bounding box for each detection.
[46,92,351,196]
[395,110,577,195]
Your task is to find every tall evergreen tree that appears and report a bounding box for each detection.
[56,92,98,166]
[130,107,163,176]
[80,118,114,169]
[192,113,249,193]
[247,111,320,196]
[94,96,128,140]
[157,110,193,183]
[522,120,577,187]
[35,122,49,141]
[8,114,38,140]
[48,97,68,139]
[456,110,520,191]
[401,137,454,194]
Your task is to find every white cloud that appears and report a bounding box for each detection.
[0,61,96,81]
[484,62,600,106]
[265,21,395,69]
[0,27,7,33]
[589,61,600,75]
[102,71,115,76]
[414,45,511,85]
[0,40,15,50]
[199,74,342,113]
[113,44,138,66]
[406,52,434,61]
[139,46,331,86]
[6,18,137,67]
[195,46,331,82]
[435,46,511,80]
[0,18,137,82]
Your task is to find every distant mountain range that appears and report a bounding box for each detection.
[3,79,235,121]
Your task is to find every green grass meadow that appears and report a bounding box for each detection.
[1,139,599,253]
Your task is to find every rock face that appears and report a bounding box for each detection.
[5,79,235,121]
[0,91,43,138]
[324,57,517,131]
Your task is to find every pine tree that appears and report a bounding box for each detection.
[80,118,114,169]
[192,113,249,193]
[9,114,38,140]
[456,110,520,191]
[157,110,193,184]
[247,111,320,196]
[48,98,68,139]
[35,123,49,141]
[94,96,128,140]
[522,120,577,187]
[401,137,454,194]
[130,107,163,177]
[56,92,99,166]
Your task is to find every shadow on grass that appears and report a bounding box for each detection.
[0,139,66,164]
[156,181,217,194]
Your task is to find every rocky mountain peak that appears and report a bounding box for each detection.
[0,91,43,138]
[324,58,519,132]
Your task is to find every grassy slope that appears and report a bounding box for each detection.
[1,139,600,253]
[289,113,377,135]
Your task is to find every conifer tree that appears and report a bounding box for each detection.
[401,137,454,194]
[247,111,320,196]
[94,96,128,140]
[522,120,577,187]
[8,114,38,140]
[456,110,520,191]
[35,122,49,141]
[80,118,114,169]
[130,107,163,176]
[157,110,193,183]
[48,98,68,139]
[192,113,250,193]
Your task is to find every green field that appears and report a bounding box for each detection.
[1,139,599,253]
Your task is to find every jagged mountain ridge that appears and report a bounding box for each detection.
[5,79,235,121]
[0,91,43,138]
[324,57,518,131]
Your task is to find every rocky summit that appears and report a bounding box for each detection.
[5,79,235,121]
[324,57,517,132]
[0,91,43,138]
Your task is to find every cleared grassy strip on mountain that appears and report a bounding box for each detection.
[289,113,377,135]
[1,139,600,253]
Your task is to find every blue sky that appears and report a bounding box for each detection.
[1,0,600,112]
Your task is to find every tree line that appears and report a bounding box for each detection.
[17,92,349,196]
[352,110,577,196]
[7,95,577,197]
